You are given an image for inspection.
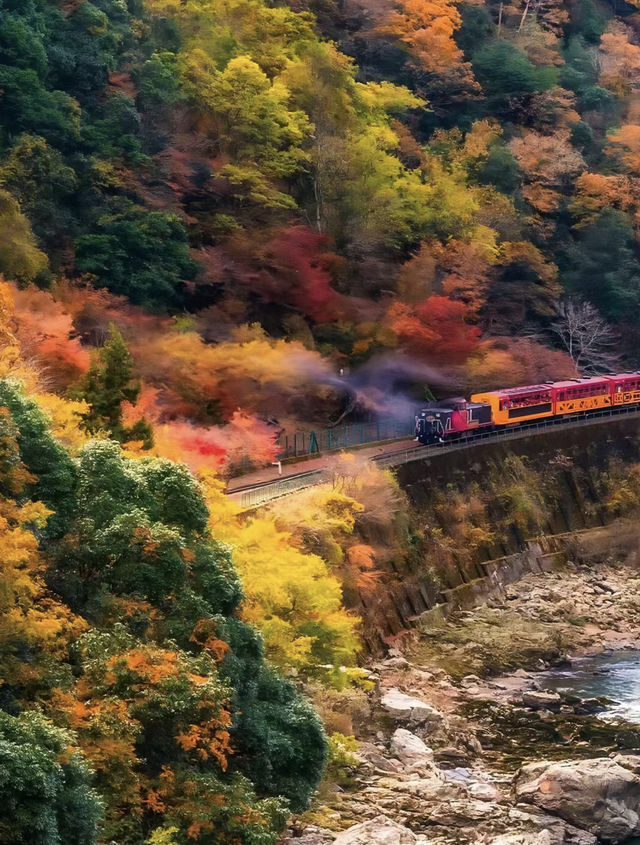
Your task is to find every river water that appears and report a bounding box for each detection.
[540,649,640,723]
[541,650,640,845]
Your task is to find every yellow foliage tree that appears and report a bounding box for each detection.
[0,191,48,283]
[0,415,85,690]
[202,475,360,671]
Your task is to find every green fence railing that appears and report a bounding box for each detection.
[276,416,416,460]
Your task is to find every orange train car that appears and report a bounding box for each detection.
[551,376,612,415]
[609,373,640,407]
[470,383,554,426]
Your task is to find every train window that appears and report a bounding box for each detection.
[565,383,607,399]
[500,389,552,411]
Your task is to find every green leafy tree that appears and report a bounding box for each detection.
[472,41,557,97]
[0,710,102,845]
[455,4,493,57]
[560,36,599,93]
[561,208,640,322]
[0,66,80,149]
[82,92,146,163]
[0,134,78,246]
[475,144,521,194]
[75,208,197,308]
[45,436,326,812]
[0,380,77,536]
[569,0,607,44]
[135,51,182,117]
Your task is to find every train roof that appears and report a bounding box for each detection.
[493,383,554,397]
[485,372,640,395]
[549,376,611,389]
[606,371,640,380]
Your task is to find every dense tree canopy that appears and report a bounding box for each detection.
[0,378,327,843]
[3,0,640,837]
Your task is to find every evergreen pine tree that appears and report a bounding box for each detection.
[76,325,153,448]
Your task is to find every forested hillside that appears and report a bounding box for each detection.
[4,0,640,466]
[2,0,640,842]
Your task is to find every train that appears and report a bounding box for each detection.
[414,372,640,445]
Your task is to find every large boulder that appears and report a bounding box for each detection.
[390,728,434,766]
[515,758,640,843]
[381,688,443,727]
[521,691,562,711]
[333,816,417,844]
[280,831,335,845]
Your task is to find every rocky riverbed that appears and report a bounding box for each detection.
[283,559,640,845]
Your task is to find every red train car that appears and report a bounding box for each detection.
[414,397,492,443]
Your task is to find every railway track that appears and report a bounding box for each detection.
[227,404,640,510]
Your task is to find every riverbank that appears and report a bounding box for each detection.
[284,555,640,844]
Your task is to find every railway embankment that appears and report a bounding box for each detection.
[275,418,640,844]
[367,415,640,648]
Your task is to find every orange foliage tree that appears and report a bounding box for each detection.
[378,0,479,92]
[387,296,481,362]
[599,22,640,97]
[570,172,640,227]
[509,129,585,214]
[606,125,640,175]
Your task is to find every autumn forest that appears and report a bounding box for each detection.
[1,0,640,841]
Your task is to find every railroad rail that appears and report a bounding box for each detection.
[229,404,640,510]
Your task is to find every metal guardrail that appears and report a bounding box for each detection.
[237,469,329,509]
[233,404,640,509]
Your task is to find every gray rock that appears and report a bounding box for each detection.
[442,766,474,784]
[390,728,434,765]
[355,742,402,773]
[573,697,606,715]
[513,669,531,679]
[434,746,472,767]
[384,656,410,670]
[521,691,562,711]
[515,757,640,843]
[333,816,417,844]
[373,774,450,799]
[611,753,640,774]
[380,688,443,726]
[468,780,504,803]
[432,798,500,824]
[488,829,596,845]
[507,807,598,844]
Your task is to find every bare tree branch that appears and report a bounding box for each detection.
[551,300,620,375]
